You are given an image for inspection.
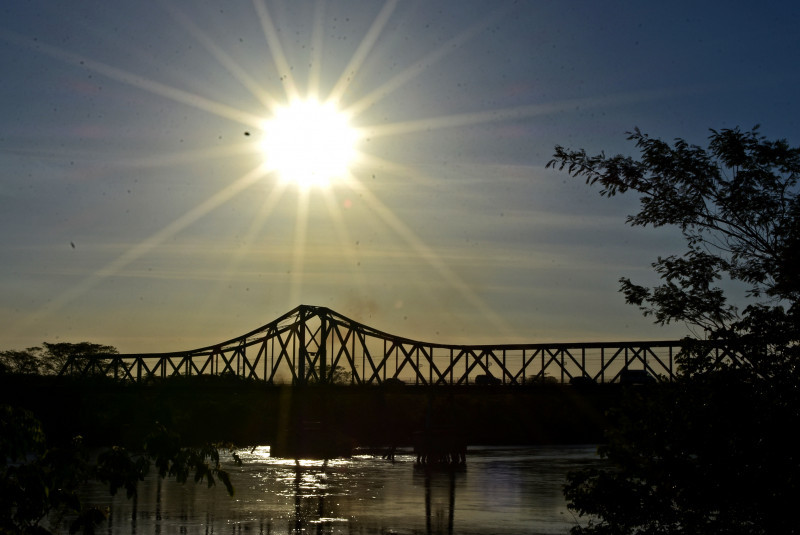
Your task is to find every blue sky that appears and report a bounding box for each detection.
[2,1,799,353]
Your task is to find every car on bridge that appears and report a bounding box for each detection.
[474,374,501,385]
[569,375,596,387]
[619,369,657,385]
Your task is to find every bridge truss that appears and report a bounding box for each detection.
[59,305,742,385]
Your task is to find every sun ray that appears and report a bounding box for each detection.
[327,0,399,105]
[197,180,291,318]
[8,142,259,182]
[2,3,609,350]
[363,89,680,138]
[319,188,369,292]
[11,165,267,335]
[355,151,437,189]
[289,190,311,306]
[1,30,264,128]
[342,174,515,338]
[252,0,300,101]
[306,1,328,98]
[344,6,509,119]
[163,3,281,111]
[115,143,256,169]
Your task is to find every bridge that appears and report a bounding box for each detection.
[58,304,741,385]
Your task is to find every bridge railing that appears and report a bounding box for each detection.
[58,305,743,384]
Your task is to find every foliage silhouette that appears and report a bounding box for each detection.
[549,127,800,534]
[0,404,240,535]
[305,364,351,385]
[0,342,118,377]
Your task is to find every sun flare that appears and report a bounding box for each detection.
[260,99,358,189]
[12,1,521,342]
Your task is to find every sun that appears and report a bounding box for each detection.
[260,99,358,189]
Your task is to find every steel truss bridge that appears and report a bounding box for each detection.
[59,304,742,385]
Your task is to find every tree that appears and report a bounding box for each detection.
[0,350,42,375]
[0,405,240,535]
[548,127,800,534]
[305,364,351,385]
[0,342,118,376]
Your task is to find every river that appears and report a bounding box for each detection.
[75,445,602,534]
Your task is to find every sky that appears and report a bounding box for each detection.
[2,1,799,354]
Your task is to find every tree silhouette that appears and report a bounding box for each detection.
[549,127,800,534]
[1,342,242,534]
[0,342,118,376]
[0,405,240,534]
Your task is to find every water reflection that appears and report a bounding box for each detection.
[415,467,460,535]
[286,459,347,533]
[75,445,601,534]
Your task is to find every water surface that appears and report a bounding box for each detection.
[79,445,601,534]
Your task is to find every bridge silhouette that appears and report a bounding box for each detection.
[59,304,740,385]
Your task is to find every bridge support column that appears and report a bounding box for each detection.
[319,313,328,383]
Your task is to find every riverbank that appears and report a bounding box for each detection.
[0,374,631,448]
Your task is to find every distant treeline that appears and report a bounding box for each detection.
[0,373,632,448]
